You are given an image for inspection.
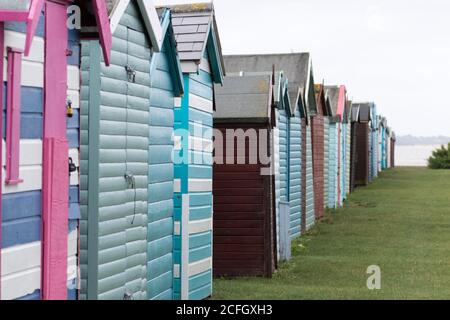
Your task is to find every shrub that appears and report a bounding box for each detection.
[428,143,450,169]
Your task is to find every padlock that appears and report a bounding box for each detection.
[67,99,74,118]
[69,157,77,176]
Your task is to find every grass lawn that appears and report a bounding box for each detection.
[213,167,450,300]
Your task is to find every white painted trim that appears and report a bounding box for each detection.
[188,257,212,277]
[6,60,43,88]
[174,221,181,236]
[1,267,40,300]
[2,165,42,194]
[2,139,42,166]
[174,97,182,108]
[1,242,41,277]
[174,179,181,193]
[188,218,212,235]
[188,179,212,192]
[109,0,131,35]
[173,264,180,278]
[110,0,163,52]
[4,30,44,63]
[181,61,199,74]
[1,236,78,300]
[137,0,163,52]
[181,194,190,300]
[190,136,213,153]
[189,93,213,114]
[174,135,182,151]
[67,65,80,91]
[199,58,211,74]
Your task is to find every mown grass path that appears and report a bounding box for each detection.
[213,168,450,299]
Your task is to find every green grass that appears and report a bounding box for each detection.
[213,167,450,300]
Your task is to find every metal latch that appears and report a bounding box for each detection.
[125,65,136,83]
[69,157,77,176]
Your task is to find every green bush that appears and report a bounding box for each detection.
[428,143,450,169]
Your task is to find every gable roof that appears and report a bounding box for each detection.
[223,53,315,117]
[325,85,346,121]
[108,0,164,52]
[151,7,183,96]
[162,2,225,83]
[354,103,372,122]
[351,104,360,122]
[226,70,290,112]
[214,74,274,123]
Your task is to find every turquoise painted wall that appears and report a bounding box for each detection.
[289,110,302,239]
[147,36,178,300]
[305,125,315,230]
[80,3,150,300]
[327,123,338,209]
[173,52,214,301]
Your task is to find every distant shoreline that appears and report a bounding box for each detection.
[395,144,440,167]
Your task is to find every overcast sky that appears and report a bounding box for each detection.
[155,0,450,137]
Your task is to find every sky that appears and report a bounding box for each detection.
[155,0,450,137]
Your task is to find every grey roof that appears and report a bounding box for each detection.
[214,75,273,122]
[351,105,360,122]
[160,3,214,62]
[325,86,340,116]
[226,70,286,106]
[343,100,352,123]
[353,103,372,122]
[223,53,310,110]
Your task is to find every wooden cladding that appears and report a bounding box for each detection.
[5,47,24,185]
[213,124,275,277]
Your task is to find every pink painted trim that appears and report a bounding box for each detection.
[41,138,69,300]
[0,22,4,301]
[92,0,112,66]
[0,10,28,21]
[336,85,346,120]
[5,47,24,185]
[24,0,45,56]
[41,1,69,300]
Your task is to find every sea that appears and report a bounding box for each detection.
[395,145,442,167]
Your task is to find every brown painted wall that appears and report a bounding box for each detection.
[390,139,395,168]
[213,123,275,277]
[311,115,324,219]
[354,122,370,186]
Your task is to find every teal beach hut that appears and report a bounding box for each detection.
[166,3,225,300]
[79,0,183,300]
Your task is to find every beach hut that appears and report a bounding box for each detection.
[344,100,352,197]
[217,70,292,265]
[167,3,225,300]
[349,104,360,192]
[352,103,371,186]
[213,73,277,277]
[0,1,111,300]
[369,103,378,181]
[310,84,329,220]
[390,131,396,168]
[324,85,345,208]
[379,117,387,170]
[314,84,332,214]
[386,127,393,169]
[224,53,317,236]
[79,0,182,300]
